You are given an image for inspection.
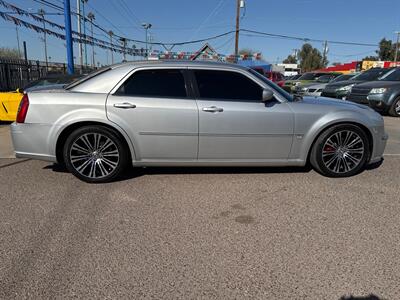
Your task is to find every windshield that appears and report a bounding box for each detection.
[316,75,334,83]
[352,68,390,81]
[379,68,400,81]
[298,73,318,80]
[249,69,292,101]
[65,67,111,89]
[331,74,355,83]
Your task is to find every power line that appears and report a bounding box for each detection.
[240,29,378,47]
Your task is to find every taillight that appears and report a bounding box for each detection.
[16,94,29,123]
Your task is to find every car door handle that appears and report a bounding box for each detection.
[113,102,136,109]
[202,106,223,113]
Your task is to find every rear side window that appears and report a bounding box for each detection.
[194,70,262,101]
[116,69,187,98]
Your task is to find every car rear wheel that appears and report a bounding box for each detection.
[388,96,400,117]
[63,125,129,183]
[310,124,370,177]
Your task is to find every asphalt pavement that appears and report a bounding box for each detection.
[0,118,399,299]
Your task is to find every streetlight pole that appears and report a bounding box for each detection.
[38,9,48,68]
[15,25,21,58]
[109,30,114,64]
[87,12,95,68]
[81,0,88,67]
[120,38,127,62]
[142,23,152,59]
[77,0,83,73]
[394,31,400,63]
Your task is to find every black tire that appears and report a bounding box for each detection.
[388,96,400,117]
[63,125,129,183]
[310,124,370,178]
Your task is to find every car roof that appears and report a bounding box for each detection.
[109,60,250,71]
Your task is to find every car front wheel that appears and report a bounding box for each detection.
[388,96,400,117]
[63,125,129,183]
[310,124,370,177]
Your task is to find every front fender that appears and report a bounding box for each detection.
[291,109,376,162]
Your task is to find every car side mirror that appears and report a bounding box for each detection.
[262,89,274,102]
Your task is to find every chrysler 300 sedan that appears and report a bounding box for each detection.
[11,61,387,183]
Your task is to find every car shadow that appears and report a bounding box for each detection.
[44,163,313,182]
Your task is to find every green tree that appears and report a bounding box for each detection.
[298,43,324,72]
[362,55,378,61]
[0,47,22,59]
[376,38,394,60]
[282,55,297,64]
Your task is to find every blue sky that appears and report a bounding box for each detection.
[1,0,399,66]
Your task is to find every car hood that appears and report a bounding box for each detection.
[301,82,328,89]
[350,80,400,89]
[299,96,373,111]
[325,79,363,89]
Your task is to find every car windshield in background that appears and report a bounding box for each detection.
[331,74,355,82]
[299,73,324,80]
[352,68,390,81]
[316,75,334,83]
[248,69,292,101]
[378,68,400,81]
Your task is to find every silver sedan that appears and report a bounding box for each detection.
[11,61,387,183]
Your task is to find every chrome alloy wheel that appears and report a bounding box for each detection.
[395,99,400,115]
[322,130,365,174]
[69,133,120,179]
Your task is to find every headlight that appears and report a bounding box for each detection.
[369,87,387,94]
[338,84,355,92]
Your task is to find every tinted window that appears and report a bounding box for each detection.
[353,68,391,81]
[116,69,187,98]
[194,70,262,101]
[331,74,355,82]
[379,68,400,81]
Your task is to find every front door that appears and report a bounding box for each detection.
[192,69,294,160]
[107,68,198,161]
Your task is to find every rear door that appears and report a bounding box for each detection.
[106,68,198,161]
[192,68,294,160]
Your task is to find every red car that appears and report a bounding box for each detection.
[251,67,284,83]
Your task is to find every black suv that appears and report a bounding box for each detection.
[321,68,393,99]
[346,67,400,117]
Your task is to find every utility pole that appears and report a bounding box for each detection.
[120,38,127,62]
[15,25,21,58]
[38,9,48,68]
[234,0,241,62]
[394,31,400,63]
[64,0,74,74]
[77,0,83,73]
[87,12,95,68]
[142,23,152,59]
[82,0,88,67]
[108,30,114,64]
[322,40,328,66]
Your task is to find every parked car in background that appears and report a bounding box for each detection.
[282,72,341,93]
[277,74,301,88]
[297,73,359,97]
[0,74,81,122]
[321,68,393,100]
[251,67,284,83]
[11,61,387,183]
[346,67,400,117]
